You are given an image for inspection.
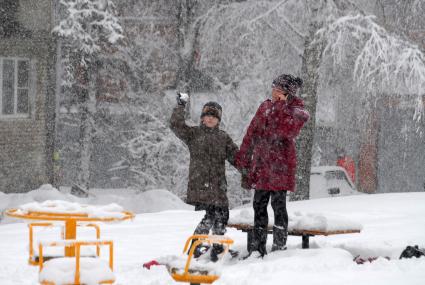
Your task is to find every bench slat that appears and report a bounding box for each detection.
[227,223,361,236]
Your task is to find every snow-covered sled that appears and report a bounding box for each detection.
[144,234,234,284]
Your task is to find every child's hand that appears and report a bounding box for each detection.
[241,168,249,176]
[176,92,189,106]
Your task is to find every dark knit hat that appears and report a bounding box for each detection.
[272,74,303,96]
[201,101,222,121]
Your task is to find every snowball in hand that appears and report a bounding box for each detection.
[179,92,189,103]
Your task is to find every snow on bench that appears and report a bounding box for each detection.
[39,257,115,285]
[228,209,362,249]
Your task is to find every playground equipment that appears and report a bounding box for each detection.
[38,240,114,285]
[5,202,134,284]
[6,207,133,257]
[144,234,234,285]
[28,222,101,265]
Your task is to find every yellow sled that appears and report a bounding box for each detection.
[168,234,233,284]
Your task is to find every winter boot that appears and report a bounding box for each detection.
[242,228,267,259]
[193,244,210,258]
[244,227,268,259]
[271,224,287,252]
[188,239,210,258]
[228,249,239,258]
[257,228,268,257]
[210,244,224,262]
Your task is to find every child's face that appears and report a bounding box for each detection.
[202,115,219,128]
[271,87,288,102]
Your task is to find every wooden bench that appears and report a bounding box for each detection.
[227,223,361,249]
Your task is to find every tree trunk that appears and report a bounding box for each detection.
[71,66,96,197]
[45,37,58,187]
[176,0,196,92]
[291,4,325,201]
[176,0,202,119]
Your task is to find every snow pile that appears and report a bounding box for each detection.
[15,200,126,219]
[229,208,363,232]
[39,257,114,285]
[1,185,193,224]
[291,211,362,232]
[0,184,66,212]
[90,188,194,214]
[156,254,220,275]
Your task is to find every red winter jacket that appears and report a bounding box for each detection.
[236,97,309,191]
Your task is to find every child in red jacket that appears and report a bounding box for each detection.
[236,74,309,257]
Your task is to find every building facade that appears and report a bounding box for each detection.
[0,0,56,193]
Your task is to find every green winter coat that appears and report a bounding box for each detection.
[170,105,239,207]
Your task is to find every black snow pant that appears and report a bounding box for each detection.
[250,190,288,255]
[194,204,229,235]
[190,204,229,259]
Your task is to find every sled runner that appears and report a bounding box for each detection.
[144,234,234,285]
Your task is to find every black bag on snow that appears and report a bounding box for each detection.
[399,245,425,259]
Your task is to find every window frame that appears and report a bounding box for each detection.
[0,57,32,119]
[325,170,355,190]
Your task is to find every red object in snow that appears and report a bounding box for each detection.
[353,255,390,264]
[337,156,356,183]
[236,97,309,192]
[143,260,161,270]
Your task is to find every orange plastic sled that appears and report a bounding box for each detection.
[168,235,234,284]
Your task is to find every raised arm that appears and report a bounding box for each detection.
[170,105,195,145]
[273,99,310,140]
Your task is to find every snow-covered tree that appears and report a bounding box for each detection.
[320,14,425,100]
[119,104,189,196]
[54,0,123,62]
[52,0,424,204]
[182,0,425,200]
[54,0,123,196]
[191,0,346,201]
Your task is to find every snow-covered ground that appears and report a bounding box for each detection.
[0,185,193,224]
[0,186,424,285]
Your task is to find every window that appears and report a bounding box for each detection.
[0,0,20,37]
[0,58,31,116]
[325,170,354,188]
[324,170,346,181]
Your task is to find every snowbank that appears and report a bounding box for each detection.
[88,188,194,214]
[229,208,363,232]
[0,184,193,224]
